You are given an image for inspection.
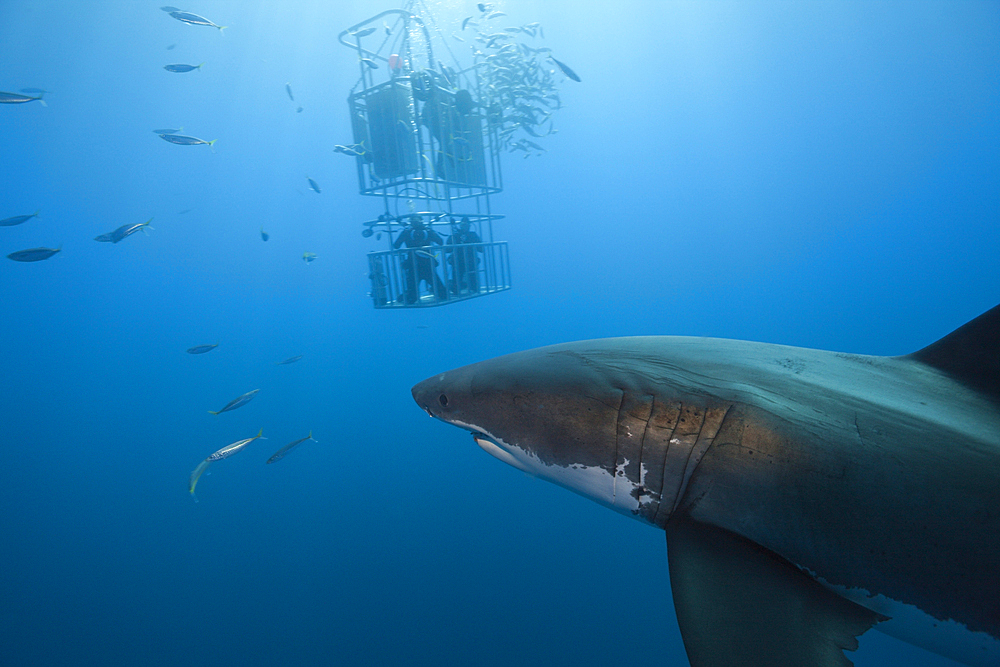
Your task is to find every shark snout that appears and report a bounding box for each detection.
[412,375,445,419]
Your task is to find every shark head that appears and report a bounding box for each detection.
[412,340,731,525]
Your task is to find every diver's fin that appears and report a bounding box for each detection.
[905,303,1000,400]
[665,518,886,667]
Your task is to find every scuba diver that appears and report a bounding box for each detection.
[393,215,449,304]
[447,216,483,295]
[416,70,478,181]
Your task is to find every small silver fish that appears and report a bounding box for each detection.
[208,389,259,415]
[0,210,39,226]
[7,247,60,262]
[0,91,46,106]
[302,252,317,263]
[187,343,219,354]
[307,177,321,193]
[206,429,264,461]
[164,62,203,73]
[266,431,318,464]
[161,6,181,11]
[168,11,226,32]
[159,133,216,148]
[360,58,379,69]
[152,127,182,134]
[189,429,265,496]
[260,227,269,241]
[351,27,376,37]
[550,56,581,82]
[276,355,303,365]
[94,218,153,244]
[285,83,294,101]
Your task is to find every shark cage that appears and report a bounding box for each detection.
[338,3,513,309]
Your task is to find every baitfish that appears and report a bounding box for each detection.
[94,218,153,244]
[265,431,318,464]
[0,210,39,226]
[302,252,317,263]
[260,227,269,242]
[168,10,226,32]
[307,177,321,193]
[285,83,294,101]
[350,27,376,38]
[208,389,259,415]
[276,355,302,365]
[188,429,265,497]
[159,133,216,148]
[7,247,60,262]
[550,56,581,82]
[0,91,46,106]
[152,127,182,134]
[163,63,203,73]
[206,428,264,461]
[186,343,219,354]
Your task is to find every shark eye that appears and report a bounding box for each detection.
[438,394,449,407]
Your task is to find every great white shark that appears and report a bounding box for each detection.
[412,304,999,667]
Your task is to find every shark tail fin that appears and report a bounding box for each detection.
[905,303,1000,401]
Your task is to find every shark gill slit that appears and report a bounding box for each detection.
[612,389,626,503]
[653,402,684,526]
[669,405,707,512]
[672,404,734,515]
[635,395,654,504]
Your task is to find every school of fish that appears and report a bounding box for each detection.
[2,3,580,495]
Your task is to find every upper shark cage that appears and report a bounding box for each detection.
[339,4,512,309]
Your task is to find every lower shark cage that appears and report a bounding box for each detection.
[367,240,510,309]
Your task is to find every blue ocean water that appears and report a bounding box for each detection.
[1,1,996,665]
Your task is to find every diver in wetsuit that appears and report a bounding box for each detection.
[393,215,449,304]
[447,216,483,294]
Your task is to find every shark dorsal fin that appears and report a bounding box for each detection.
[906,303,1000,400]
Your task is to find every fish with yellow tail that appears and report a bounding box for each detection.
[188,429,265,499]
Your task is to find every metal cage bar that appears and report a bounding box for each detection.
[367,241,511,309]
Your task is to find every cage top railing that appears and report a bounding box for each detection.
[362,212,504,233]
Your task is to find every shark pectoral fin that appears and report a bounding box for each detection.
[666,519,887,667]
